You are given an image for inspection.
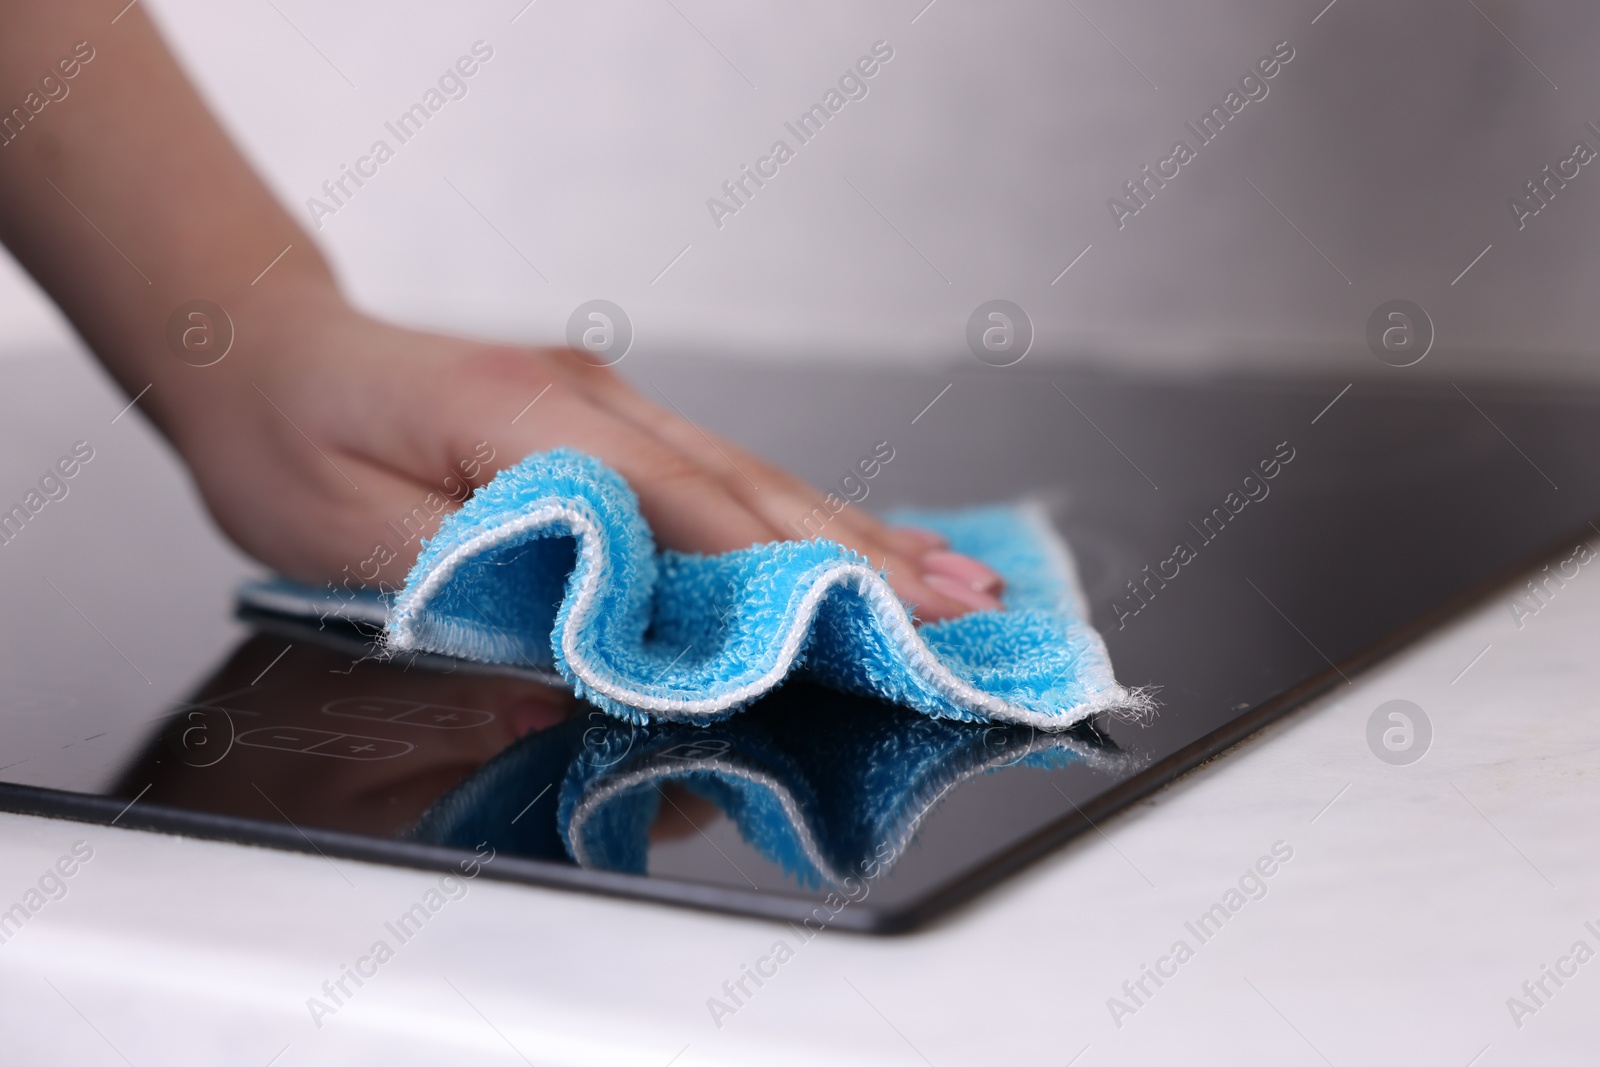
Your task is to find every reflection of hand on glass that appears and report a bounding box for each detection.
[0,2,1002,621]
[648,783,722,845]
[116,635,579,836]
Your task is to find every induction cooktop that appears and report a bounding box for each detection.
[1,363,1595,932]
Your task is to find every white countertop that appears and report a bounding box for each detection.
[2,507,1594,1065]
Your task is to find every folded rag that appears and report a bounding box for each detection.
[380,448,1147,731]
[410,685,1145,887]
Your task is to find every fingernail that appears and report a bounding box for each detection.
[893,525,948,549]
[922,550,1003,594]
[924,572,1004,613]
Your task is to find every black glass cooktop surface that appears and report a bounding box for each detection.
[1,359,1595,932]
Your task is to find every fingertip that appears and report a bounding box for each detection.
[924,573,1005,613]
[882,567,983,623]
[922,549,1004,595]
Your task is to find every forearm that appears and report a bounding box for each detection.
[0,0,335,441]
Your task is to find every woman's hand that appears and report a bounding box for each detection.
[171,284,1004,621]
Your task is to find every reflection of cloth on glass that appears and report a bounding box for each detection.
[561,698,1140,887]
[381,449,1149,730]
[407,714,584,865]
[410,687,1142,889]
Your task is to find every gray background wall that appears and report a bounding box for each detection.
[2,0,1597,379]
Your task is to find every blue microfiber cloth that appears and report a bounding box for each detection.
[380,449,1148,731]
[410,686,1145,887]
